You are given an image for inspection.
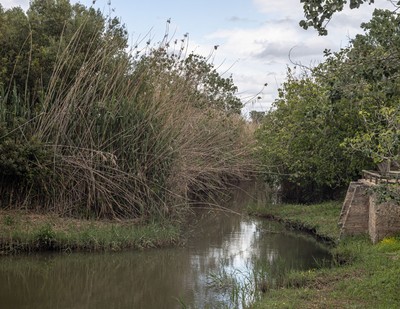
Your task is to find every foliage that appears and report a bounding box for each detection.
[0,0,128,104]
[369,183,400,204]
[0,88,51,184]
[249,110,265,124]
[345,106,400,165]
[34,223,56,248]
[256,68,369,202]
[0,0,253,219]
[299,0,400,35]
[339,9,400,167]
[183,54,242,114]
[133,48,242,114]
[256,9,400,202]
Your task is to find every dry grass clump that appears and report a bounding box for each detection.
[0,20,255,219]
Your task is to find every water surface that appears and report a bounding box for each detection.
[0,183,331,308]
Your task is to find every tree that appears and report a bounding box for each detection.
[257,3,400,202]
[256,8,400,202]
[0,6,30,92]
[299,0,399,35]
[0,0,128,103]
[132,48,243,115]
[183,54,242,114]
[345,106,400,173]
[250,110,265,123]
[256,68,370,202]
[336,9,400,171]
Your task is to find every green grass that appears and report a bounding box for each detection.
[0,210,182,255]
[248,201,400,309]
[248,201,342,241]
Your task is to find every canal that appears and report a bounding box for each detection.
[0,183,331,308]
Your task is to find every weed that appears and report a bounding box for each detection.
[34,224,56,248]
[3,215,15,226]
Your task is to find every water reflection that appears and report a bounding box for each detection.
[0,183,331,309]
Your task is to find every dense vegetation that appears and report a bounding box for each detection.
[256,7,400,202]
[0,0,254,220]
[253,4,400,307]
[300,0,388,35]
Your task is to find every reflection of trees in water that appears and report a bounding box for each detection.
[0,250,193,309]
[250,220,331,277]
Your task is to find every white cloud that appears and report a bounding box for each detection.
[202,20,323,111]
[201,0,398,113]
[253,0,304,17]
[1,0,29,10]
[1,0,396,115]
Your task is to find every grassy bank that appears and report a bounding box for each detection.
[248,202,400,308]
[0,210,182,255]
[248,201,341,242]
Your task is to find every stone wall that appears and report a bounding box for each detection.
[339,181,369,236]
[369,195,400,243]
[339,180,400,243]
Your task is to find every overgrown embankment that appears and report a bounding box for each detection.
[248,202,400,309]
[0,0,254,230]
[0,210,182,255]
[248,201,341,243]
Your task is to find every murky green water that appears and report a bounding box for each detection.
[0,184,331,309]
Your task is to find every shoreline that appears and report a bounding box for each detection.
[248,201,400,308]
[3,200,400,307]
[0,200,338,256]
[251,212,337,245]
[0,210,183,256]
[247,201,341,243]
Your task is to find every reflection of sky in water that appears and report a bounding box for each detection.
[183,209,330,309]
[185,215,298,309]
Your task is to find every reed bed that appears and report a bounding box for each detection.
[0,16,255,220]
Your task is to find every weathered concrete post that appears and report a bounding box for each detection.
[339,178,400,243]
[368,195,400,244]
[339,181,369,237]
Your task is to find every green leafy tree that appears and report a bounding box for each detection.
[0,0,129,196]
[345,107,400,171]
[133,48,242,114]
[0,0,128,103]
[250,110,265,123]
[0,5,30,92]
[257,8,400,202]
[336,9,400,170]
[299,0,399,35]
[256,69,369,202]
[256,2,400,202]
[183,54,242,114]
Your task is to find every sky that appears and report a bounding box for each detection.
[1,0,397,116]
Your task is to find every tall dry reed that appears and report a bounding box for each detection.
[0,18,255,219]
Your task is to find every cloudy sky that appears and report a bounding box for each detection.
[1,0,396,115]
